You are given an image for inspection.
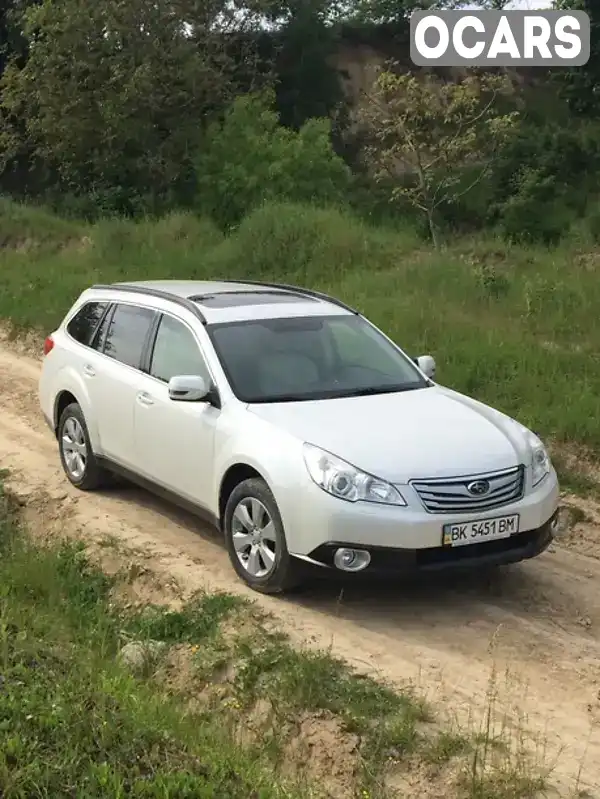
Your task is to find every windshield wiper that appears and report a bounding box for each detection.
[335,385,425,398]
[250,393,320,404]
[247,384,428,404]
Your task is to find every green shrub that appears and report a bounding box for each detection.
[0,211,223,331]
[496,168,578,245]
[90,212,223,264]
[195,91,352,229]
[583,202,600,243]
[0,197,82,251]
[490,120,600,242]
[203,201,420,285]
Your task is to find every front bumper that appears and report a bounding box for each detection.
[283,466,559,558]
[304,510,557,575]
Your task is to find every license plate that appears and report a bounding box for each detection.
[442,514,520,547]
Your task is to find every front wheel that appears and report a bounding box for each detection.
[223,478,302,594]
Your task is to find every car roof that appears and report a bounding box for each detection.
[87,279,356,324]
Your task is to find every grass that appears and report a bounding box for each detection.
[0,475,548,799]
[0,482,342,797]
[0,499,288,797]
[1,197,600,467]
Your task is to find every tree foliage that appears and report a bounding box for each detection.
[554,0,600,118]
[270,0,345,130]
[1,0,35,76]
[195,90,351,228]
[0,0,597,241]
[0,0,265,215]
[360,70,518,246]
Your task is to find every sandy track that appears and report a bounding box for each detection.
[1,343,599,796]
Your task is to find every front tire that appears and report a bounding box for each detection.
[223,477,302,594]
[57,402,107,491]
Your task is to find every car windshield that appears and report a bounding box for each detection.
[208,315,430,403]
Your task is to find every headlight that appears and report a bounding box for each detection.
[303,443,406,506]
[525,430,551,486]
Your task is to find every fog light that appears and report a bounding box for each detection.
[333,547,371,572]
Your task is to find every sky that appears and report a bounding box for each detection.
[505,0,553,6]
[460,1,554,6]
[498,0,554,6]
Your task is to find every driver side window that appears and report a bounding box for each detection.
[150,314,210,384]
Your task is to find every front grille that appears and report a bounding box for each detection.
[411,465,525,514]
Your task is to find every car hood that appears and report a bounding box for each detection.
[247,386,531,484]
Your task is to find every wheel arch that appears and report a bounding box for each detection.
[52,385,101,454]
[218,463,272,531]
[53,390,80,437]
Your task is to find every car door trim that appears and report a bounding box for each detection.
[96,454,220,531]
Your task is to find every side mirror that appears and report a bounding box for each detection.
[416,355,436,380]
[168,374,210,402]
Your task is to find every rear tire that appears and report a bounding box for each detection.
[57,402,107,491]
[223,477,302,594]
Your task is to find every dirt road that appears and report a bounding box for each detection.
[1,340,599,796]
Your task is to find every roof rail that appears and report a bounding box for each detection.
[90,283,207,324]
[216,280,359,315]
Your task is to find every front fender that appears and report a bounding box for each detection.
[212,412,305,529]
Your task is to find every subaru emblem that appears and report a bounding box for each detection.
[467,479,490,496]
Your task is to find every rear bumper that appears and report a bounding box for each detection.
[304,510,558,576]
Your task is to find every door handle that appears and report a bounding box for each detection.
[137,391,154,407]
[83,364,95,377]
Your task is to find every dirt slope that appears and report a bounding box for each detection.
[1,341,599,797]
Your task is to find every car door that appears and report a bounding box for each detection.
[132,311,219,511]
[88,302,158,467]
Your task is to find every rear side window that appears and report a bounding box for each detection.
[90,305,114,352]
[103,303,156,369]
[66,301,108,345]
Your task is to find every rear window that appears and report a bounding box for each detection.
[66,301,108,346]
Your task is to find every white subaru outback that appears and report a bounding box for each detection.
[39,280,559,593]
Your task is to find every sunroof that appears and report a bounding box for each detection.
[190,291,317,308]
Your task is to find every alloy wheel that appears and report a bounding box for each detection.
[61,416,88,481]
[231,496,277,578]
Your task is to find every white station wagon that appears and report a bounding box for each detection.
[39,280,560,593]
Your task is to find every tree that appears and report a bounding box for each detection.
[553,0,600,118]
[359,69,518,246]
[0,0,33,78]
[0,0,265,214]
[195,89,351,228]
[270,0,345,130]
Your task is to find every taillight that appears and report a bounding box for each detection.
[43,335,54,356]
